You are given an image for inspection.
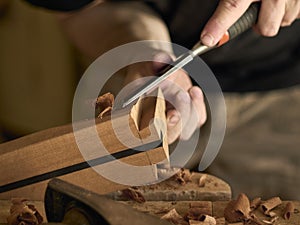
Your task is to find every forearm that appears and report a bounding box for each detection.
[58,1,172,60]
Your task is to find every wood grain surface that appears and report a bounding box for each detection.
[0,89,168,200]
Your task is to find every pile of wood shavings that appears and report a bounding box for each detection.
[7,198,43,225]
[161,204,216,225]
[174,168,194,185]
[224,193,297,224]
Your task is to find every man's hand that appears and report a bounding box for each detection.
[201,0,300,46]
[124,52,207,144]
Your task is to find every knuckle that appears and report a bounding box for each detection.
[222,0,242,11]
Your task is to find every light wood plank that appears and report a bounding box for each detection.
[0,89,168,200]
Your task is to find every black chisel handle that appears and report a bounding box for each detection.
[218,2,260,46]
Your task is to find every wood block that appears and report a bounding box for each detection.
[0,89,168,200]
[120,201,212,218]
[108,172,231,201]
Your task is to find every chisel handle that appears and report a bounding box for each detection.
[217,2,260,46]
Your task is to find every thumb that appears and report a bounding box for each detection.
[201,0,255,46]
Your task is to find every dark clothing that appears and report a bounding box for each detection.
[25,0,93,11]
[24,0,300,92]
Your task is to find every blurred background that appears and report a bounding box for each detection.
[0,0,84,142]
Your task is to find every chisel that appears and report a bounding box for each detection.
[119,2,260,109]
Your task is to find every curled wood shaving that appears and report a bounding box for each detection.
[161,208,189,225]
[224,200,244,223]
[233,193,251,219]
[283,202,295,220]
[189,220,204,225]
[7,198,43,225]
[226,222,243,225]
[224,193,255,223]
[262,216,279,224]
[189,219,215,225]
[198,215,216,225]
[184,208,204,221]
[198,174,207,187]
[174,168,193,185]
[248,214,264,225]
[261,197,282,216]
[121,188,145,203]
[95,92,114,118]
[267,211,277,217]
[250,197,261,210]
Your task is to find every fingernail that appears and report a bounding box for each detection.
[168,115,179,126]
[201,33,214,46]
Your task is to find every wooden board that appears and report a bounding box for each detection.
[108,172,231,202]
[0,89,169,200]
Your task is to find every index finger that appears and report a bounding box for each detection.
[201,0,256,46]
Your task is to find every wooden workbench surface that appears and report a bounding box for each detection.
[122,200,300,225]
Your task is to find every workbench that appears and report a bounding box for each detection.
[1,200,299,224]
[1,173,299,225]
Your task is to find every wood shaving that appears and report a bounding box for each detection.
[121,188,146,203]
[224,193,268,224]
[226,223,243,225]
[198,215,216,225]
[7,198,43,225]
[189,220,204,225]
[250,198,261,210]
[262,216,278,224]
[233,193,251,219]
[224,193,252,223]
[248,214,264,225]
[283,202,295,220]
[174,168,193,185]
[261,197,282,216]
[95,92,114,118]
[198,174,207,187]
[224,200,244,223]
[267,211,276,217]
[161,208,189,225]
[189,219,215,225]
[184,208,204,221]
